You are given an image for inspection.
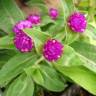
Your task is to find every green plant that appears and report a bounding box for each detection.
[0,0,96,96]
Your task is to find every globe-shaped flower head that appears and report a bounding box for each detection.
[49,8,59,20]
[27,14,41,25]
[14,32,34,52]
[13,20,32,34]
[43,39,63,61]
[68,12,87,33]
[13,20,34,52]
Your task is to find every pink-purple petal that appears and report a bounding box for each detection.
[49,8,59,20]
[13,20,32,34]
[68,12,87,33]
[43,39,63,61]
[27,15,41,25]
[14,32,34,52]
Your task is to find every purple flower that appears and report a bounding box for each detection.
[13,20,32,34]
[49,8,59,20]
[68,12,87,33]
[43,39,63,61]
[27,15,41,25]
[14,32,34,52]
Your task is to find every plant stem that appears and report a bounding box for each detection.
[35,56,44,65]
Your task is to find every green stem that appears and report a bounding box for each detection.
[35,56,44,65]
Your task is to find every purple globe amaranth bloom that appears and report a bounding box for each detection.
[27,14,41,25]
[43,39,63,61]
[14,32,34,52]
[13,20,32,34]
[68,12,87,33]
[49,8,59,20]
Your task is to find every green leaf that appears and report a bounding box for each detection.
[0,35,15,49]
[5,74,34,96]
[59,0,76,22]
[54,31,65,41]
[78,0,89,8]
[85,24,96,39]
[0,49,17,61]
[25,65,44,85]
[64,27,79,44]
[41,16,54,27]
[0,52,37,86]
[0,29,7,37]
[70,41,96,73]
[24,28,51,54]
[25,64,65,92]
[0,0,24,33]
[48,19,64,36]
[57,66,96,95]
[54,45,84,66]
[84,24,96,46]
[0,49,17,68]
[54,45,96,95]
[55,65,96,95]
[40,65,66,92]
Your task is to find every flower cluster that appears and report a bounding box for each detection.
[43,39,63,61]
[13,16,41,52]
[27,15,41,25]
[14,32,34,52]
[49,8,58,20]
[68,12,87,33]
[13,8,87,61]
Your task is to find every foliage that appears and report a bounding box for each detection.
[0,0,96,96]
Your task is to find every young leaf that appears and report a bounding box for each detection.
[5,74,34,96]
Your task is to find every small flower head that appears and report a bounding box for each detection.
[68,12,87,33]
[13,20,32,34]
[49,8,59,20]
[27,14,41,25]
[14,32,34,52]
[43,39,63,61]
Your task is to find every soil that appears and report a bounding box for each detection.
[44,84,92,96]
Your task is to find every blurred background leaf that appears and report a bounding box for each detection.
[0,0,25,33]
